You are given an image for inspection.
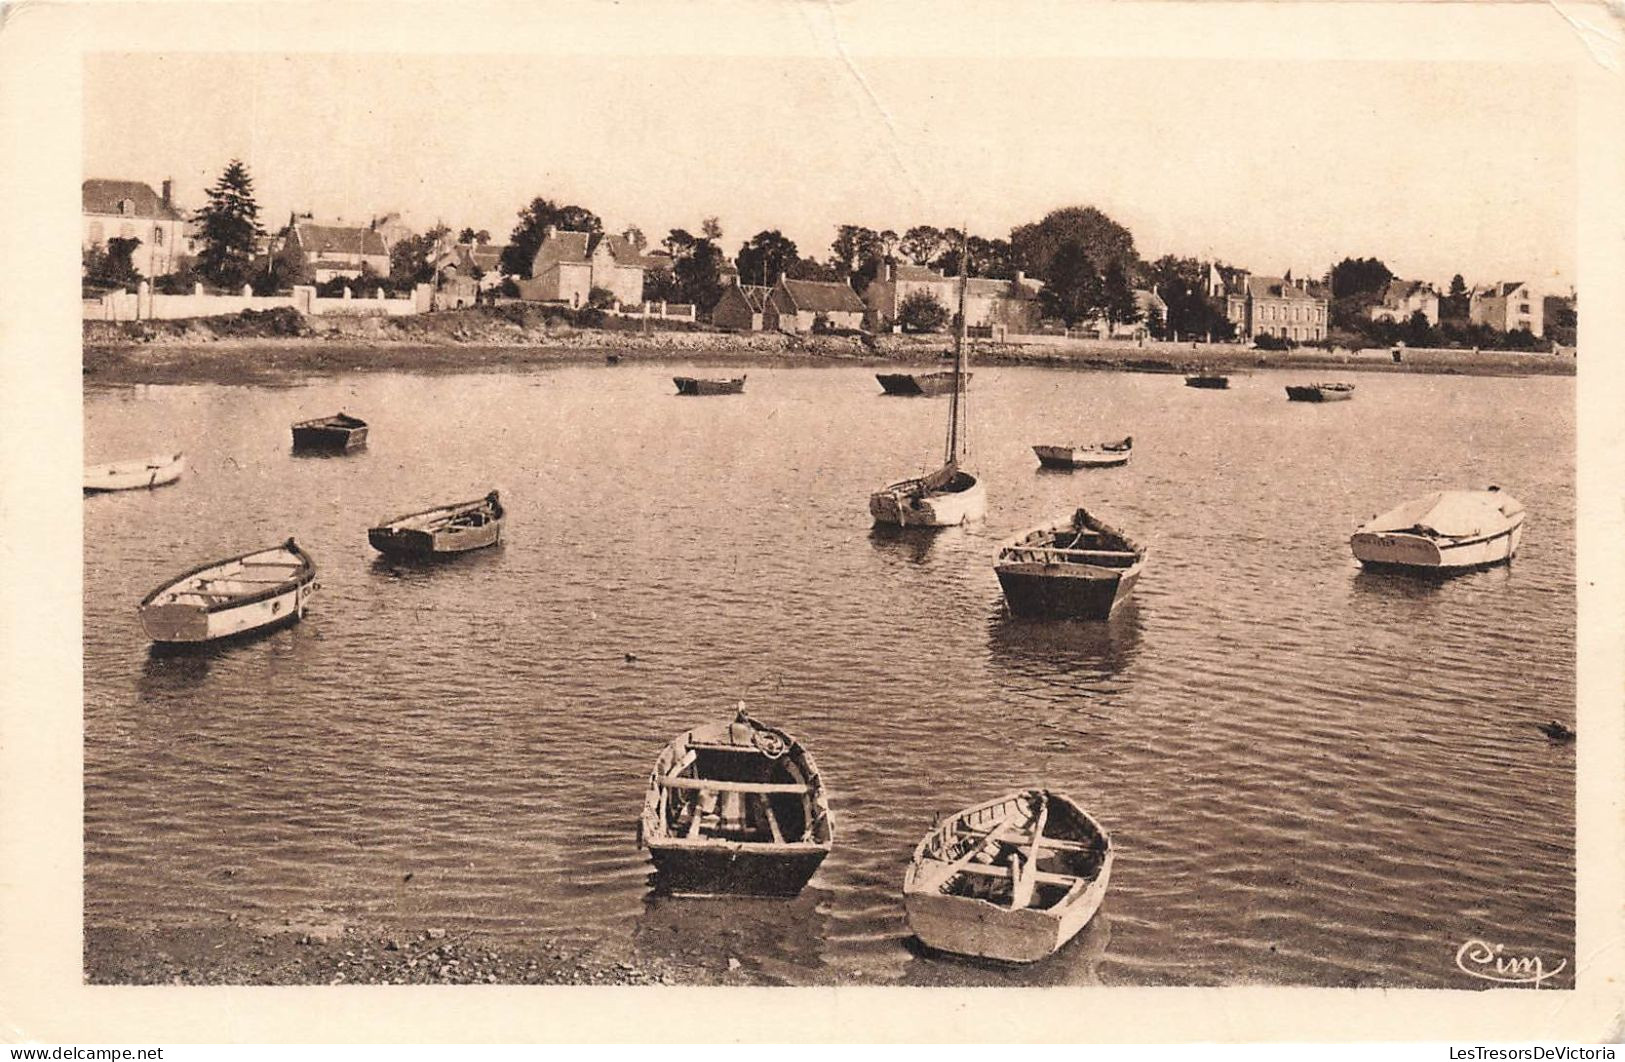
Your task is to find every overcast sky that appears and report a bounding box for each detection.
[85,49,1575,290]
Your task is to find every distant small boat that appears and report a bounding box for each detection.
[606,354,622,365]
[1350,486,1524,571]
[1184,374,1229,389]
[638,708,833,897]
[292,413,368,452]
[1286,382,1355,402]
[876,371,971,396]
[995,508,1146,620]
[1032,437,1132,470]
[84,451,185,492]
[138,538,317,644]
[674,376,746,396]
[368,490,504,558]
[903,789,1113,963]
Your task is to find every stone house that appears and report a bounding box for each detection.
[82,178,187,278]
[1369,279,1440,326]
[1220,272,1329,342]
[711,281,774,331]
[863,262,1042,335]
[1470,282,1543,335]
[764,277,867,332]
[281,219,392,283]
[518,227,654,307]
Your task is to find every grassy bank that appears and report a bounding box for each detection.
[83,306,1575,386]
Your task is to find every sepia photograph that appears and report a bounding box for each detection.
[3,0,1623,1045]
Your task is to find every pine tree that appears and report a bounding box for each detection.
[194,160,265,290]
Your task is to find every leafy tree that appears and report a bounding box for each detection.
[193,159,265,290]
[897,289,950,333]
[735,230,800,287]
[1037,241,1105,326]
[786,258,841,282]
[829,225,881,275]
[1009,206,1138,284]
[966,235,1015,279]
[457,227,492,246]
[1544,295,1576,345]
[586,286,617,310]
[1329,257,1393,299]
[899,225,946,267]
[102,236,144,285]
[877,230,899,260]
[675,238,726,312]
[662,229,696,258]
[642,268,681,303]
[1442,273,1470,320]
[700,216,723,241]
[500,198,603,278]
[1401,309,1435,348]
[1102,261,1140,325]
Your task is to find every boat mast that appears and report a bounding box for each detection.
[945,229,969,466]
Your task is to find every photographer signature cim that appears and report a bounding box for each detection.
[1456,939,1568,988]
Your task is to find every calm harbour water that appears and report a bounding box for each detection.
[83,359,1575,987]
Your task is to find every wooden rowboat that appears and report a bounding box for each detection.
[638,708,833,897]
[1184,374,1229,389]
[84,451,185,492]
[1032,437,1132,470]
[674,376,746,396]
[876,371,971,396]
[1286,382,1354,402]
[995,508,1146,620]
[1350,486,1525,572]
[904,789,1113,963]
[292,413,368,452]
[138,538,317,644]
[368,490,504,558]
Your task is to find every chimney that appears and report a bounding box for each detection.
[161,178,172,207]
[544,225,557,240]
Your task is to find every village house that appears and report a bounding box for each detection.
[863,262,1043,336]
[82,178,187,278]
[764,276,867,332]
[433,242,508,289]
[518,227,655,307]
[280,217,392,283]
[1369,279,1440,326]
[1216,271,1329,342]
[1470,281,1543,336]
[711,281,774,331]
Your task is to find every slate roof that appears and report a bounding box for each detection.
[82,179,183,220]
[777,278,867,314]
[1246,275,1323,302]
[294,223,388,258]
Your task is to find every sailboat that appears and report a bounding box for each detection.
[868,244,987,528]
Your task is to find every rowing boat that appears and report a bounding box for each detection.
[84,451,185,492]
[1285,382,1354,402]
[138,538,317,644]
[1032,437,1132,470]
[995,508,1146,619]
[368,490,504,558]
[292,413,368,452]
[904,789,1113,963]
[1184,374,1229,389]
[638,708,833,897]
[674,376,746,396]
[876,371,971,396]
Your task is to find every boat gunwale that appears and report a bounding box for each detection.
[371,492,503,534]
[995,511,1146,567]
[1352,512,1524,552]
[292,413,368,432]
[138,541,316,613]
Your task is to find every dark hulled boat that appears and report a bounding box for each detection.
[292,413,368,452]
[876,371,972,396]
[995,508,1146,620]
[1285,382,1355,402]
[638,708,833,897]
[1184,374,1229,390]
[674,375,746,396]
[368,491,504,558]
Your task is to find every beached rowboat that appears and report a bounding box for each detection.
[292,413,368,452]
[368,490,504,558]
[1350,486,1524,572]
[638,708,833,897]
[674,376,746,396]
[84,451,185,492]
[138,538,317,644]
[1032,437,1132,470]
[995,508,1146,619]
[904,789,1113,963]
[876,371,971,396]
[1286,382,1355,402]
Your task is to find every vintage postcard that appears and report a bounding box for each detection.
[1,0,1622,1045]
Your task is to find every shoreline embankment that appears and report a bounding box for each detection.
[82,307,1576,387]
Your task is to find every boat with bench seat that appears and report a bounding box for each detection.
[904,788,1113,963]
[368,490,504,558]
[84,451,186,493]
[638,707,833,897]
[995,508,1146,619]
[292,412,368,452]
[138,538,317,644]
